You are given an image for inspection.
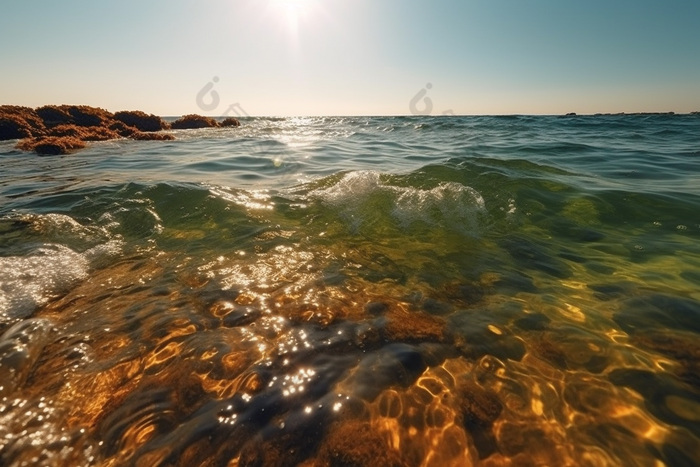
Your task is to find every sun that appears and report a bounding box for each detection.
[273,0,315,21]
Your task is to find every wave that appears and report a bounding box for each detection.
[0,240,121,322]
[309,170,486,235]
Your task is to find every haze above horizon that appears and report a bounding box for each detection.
[1,0,698,116]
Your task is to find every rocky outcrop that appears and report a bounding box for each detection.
[5,105,240,154]
[113,110,169,132]
[171,114,219,129]
[0,106,46,140]
[220,117,241,127]
[0,114,35,140]
[107,121,139,137]
[48,124,120,141]
[36,105,114,128]
[16,136,87,155]
[35,105,73,127]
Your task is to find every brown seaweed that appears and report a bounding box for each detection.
[113,110,169,132]
[131,131,176,141]
[220,117,241,127]
[0,105,46,140]
[15,136,87,155]
[171,114,220,129]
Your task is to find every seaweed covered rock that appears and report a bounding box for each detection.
[16,136,86,155]
[66,105,114,127]
[35,105,73,127]
[632,331,700,390]
[171,114,220,129]
[36,105,114,128]
[614,294,700,335]
[107,121,139,137]
[220,117,241,127]
[316,420,408,467]
[0,114,34,140]
[457,380,502,459]
[383,309,448,343]
[48,124,120,141]
[131,131,175,141]
[11,104,231,154]
[114,110,168,132]
[0,106,46,140]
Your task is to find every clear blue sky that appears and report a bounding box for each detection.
[1,0,698,116]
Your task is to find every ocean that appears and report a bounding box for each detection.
[1,115,700,466]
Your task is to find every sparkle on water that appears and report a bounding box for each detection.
[1,115,700,466]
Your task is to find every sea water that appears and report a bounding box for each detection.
[1,115,700,466]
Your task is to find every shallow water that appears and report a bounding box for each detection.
[1,115,700,466]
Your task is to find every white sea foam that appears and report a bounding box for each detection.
[310,171,485,234]
[0,240,122,323]
[17,213,112,245]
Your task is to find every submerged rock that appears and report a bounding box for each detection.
[609,368,700,438]
[316,419,408,467]
[131,131,175,141]
[632,331,700,390]
[383,308,448,343]
[457,380,502,459]
[15,136,87,155]
[171,114,220,129]
[502,237,573,279]
[614,294,700,335]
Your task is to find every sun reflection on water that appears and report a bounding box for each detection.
[2,173,700,466]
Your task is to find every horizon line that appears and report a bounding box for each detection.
[160,111,699,118]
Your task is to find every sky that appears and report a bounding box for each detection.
[0,0,699,116]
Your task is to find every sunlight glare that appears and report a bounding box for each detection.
[275,0,313,21]
[269,0,319,43]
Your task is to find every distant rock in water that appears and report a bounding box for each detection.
[5,106,240,154]
[220,117,241,127]
[565,112,577,116]
[171,114,220,129]
[16,136,87,155]
[113,110,169,132]
[0,106,46,140]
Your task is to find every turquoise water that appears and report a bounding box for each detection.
[1,115,700,466]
